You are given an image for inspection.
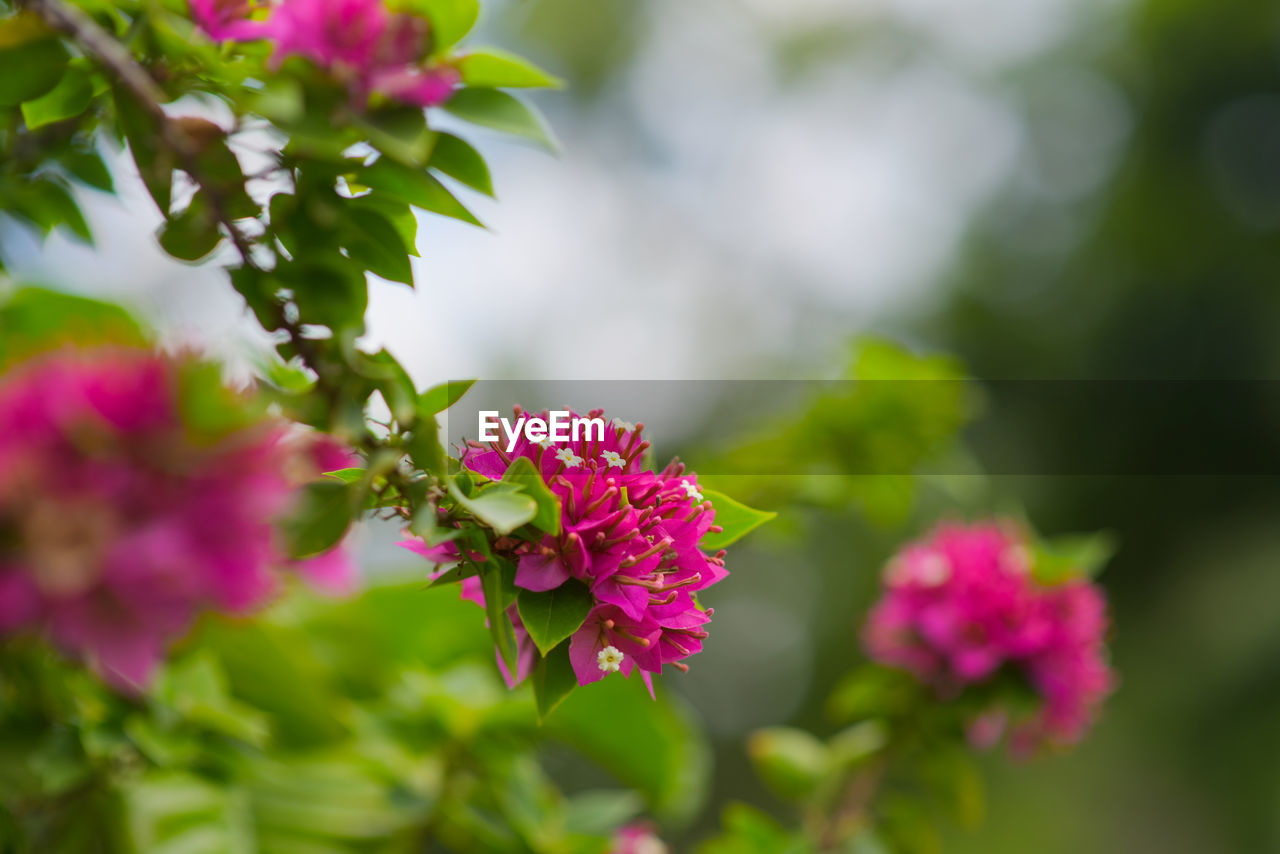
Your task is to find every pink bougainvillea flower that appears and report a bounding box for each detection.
[0,349,355,690]
[863,521,1114,750]
[402,408,728,692]
[189,0,270,42]
[188,0,460,108]
[611,824,668,854]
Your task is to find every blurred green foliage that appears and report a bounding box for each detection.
[0,579,711,853]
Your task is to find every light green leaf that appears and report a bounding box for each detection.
[502,456,561,534]
[700,489,776,551]
[444,88,558,152]
[417,0,479,52]
[481,557,519,672]
[454,484,538,535]
[1031,530,1117,585]
[418,378,476,415]
[746,727,830,801]
[517,579,593,656]
[456,48,563,89]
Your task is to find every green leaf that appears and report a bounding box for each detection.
[502,456,561,534]
[546,677,711,822]
[0,286,145,368]
[115,86,173,214]
[360,157,482,226]
[0,20,68,106]
[429,133,493,197]
[62,147,114,192]
[418,378,476,415]
[532,642,578,721]
[746,727,830,801]
[1031,530,1117,585]
[444,88,558,152]
[20,66,92,128]
[451,479,537,535]
[324,468,366,484]
[342,206,414,286]
[280,480,353,559]
[158,191,222,262]
[562,790,644,836]
[456,48,563,89]
[517,579,593,656]
[700,489,775,551]
[480,557,519,672]
[279,258,368,332]
[417,0,479,52]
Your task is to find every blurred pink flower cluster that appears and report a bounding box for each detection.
[190,0,460,107]
[404,408,727,693]
[0,350,354,690]
[863,521,1113,749]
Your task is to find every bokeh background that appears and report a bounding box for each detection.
[6,0,1280,851]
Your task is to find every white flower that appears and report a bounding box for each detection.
[537,437,553,449]
[916,553,951,587]
[601,450,626,469]
[555,447,583,468]
[680,480,703,502]
[597,645,624,673]
[612,417,635,432]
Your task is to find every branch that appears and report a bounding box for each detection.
[23,0,421,492]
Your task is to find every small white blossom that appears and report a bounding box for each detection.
[537,437,554,449]
[597,645,624,673]
[612,417,636,432]
[916,553,951,587]
[601,450,626,469]
[555,447,583,468]
[680,480,703,502]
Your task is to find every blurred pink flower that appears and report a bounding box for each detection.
[403,409,727,693]
[189,0,269,42]
[0,349,355,690]
[611,824,668,854]
[863,521,1114,749]
[189,0,460,108]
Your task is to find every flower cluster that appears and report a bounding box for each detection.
[404,408,727,692]
[190,0,460,107]
[0,349,354,690]
[863,521,1113,748]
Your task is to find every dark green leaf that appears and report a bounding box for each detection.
[279,257,368,332]
[115,87,173,214]
[517,579,593,655]
[157,191,222,262]
[61,147,114,192]
[456,48,563,89]
[20,66,92,128]
[700,489,776,551]
[532,642,577,721]
[360,157,482,226]
[429,132,493,196]
[280,480,353,559]
[342,206,413,286]
[481,557,518,672]
[0,21,68,106]
[444,88,558,152]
